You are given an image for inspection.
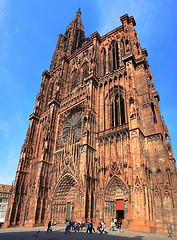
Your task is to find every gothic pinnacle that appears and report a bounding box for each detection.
[76,8,81,16]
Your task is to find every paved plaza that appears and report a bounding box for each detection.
[0,225,176,240]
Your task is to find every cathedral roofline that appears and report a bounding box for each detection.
[90,31,101,42]
[65,16,134,61]
[100,14,136,41]
[100,25,124,41]
[120,14,136,26]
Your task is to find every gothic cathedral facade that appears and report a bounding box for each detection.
[4,10,177,235]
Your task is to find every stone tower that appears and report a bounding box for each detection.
[4,10,177,235]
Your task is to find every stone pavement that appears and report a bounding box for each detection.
[0,225,176,240]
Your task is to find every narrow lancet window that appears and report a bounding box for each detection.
[103,48,106,75]
[151,102,157,123]
[82,62,89,84]
[71,69,78,91]
[112,41,119,70]
[120,95,125,124]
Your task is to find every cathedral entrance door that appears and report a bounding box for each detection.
[104,176,128,225]
[116,199,124,223]
[66,202,71,220]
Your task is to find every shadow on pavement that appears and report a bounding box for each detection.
[0,228,148,240]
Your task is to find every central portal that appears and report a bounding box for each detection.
[52,174,76,223]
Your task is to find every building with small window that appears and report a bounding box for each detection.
[4,9,177,236]
[0,184,11,226]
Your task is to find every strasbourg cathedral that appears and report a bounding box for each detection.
[4,9,177,235]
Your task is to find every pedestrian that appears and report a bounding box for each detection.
[75,222,80,232]
[86,221,92,233]
[109,220,115,231]
[97,221,102,233]
[65,220,70,234]
[115,219,119,228]
[71,220,75,230]
[69,219,72,230]
[81,220,85,229]
[92,222,95,233]
[98,222,107,234]
[78,221,81,230]
[47,220,52,232]
[102,222,107,234]
[118,220,122,232]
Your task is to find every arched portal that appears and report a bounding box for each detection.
[51,174,77,223]
[104,176,128,225]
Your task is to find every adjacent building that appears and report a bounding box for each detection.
[0,184,11,226]
[4,10,177,235]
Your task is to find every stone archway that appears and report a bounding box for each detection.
[104,175,128,225]
[51,174,77,223]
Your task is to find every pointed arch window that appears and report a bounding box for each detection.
[125,39,130,53]
[112,41,119,70]
[82,62,89,83]
[108,41,119,72]
[110,91,126,127]
[101,48,106,76]
[120,39,125,57]
[44,82,54,110]
[151,102,157,123]
[70,69,78,91]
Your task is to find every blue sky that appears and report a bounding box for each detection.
[0,0,176,185]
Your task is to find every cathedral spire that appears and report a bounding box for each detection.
[65,8,85,35]
[76,8,81,16]
[64,8,85,55]
[50,9,85,71]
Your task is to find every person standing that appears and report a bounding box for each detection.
[109,220,115,231]
[86,221,92,233]
[118,220,122,232]
[65,220,70,234]
[47,220,52,232]
[81,220,85,229]
[101,222,107,234]
[71,220,74,230]
[92,222,95,233]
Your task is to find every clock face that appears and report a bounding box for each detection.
[62,112,82,142]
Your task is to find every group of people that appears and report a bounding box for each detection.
[65,219,107,234]
[65,220,85,234]
[47,218,122,234]
[97,221,107,234]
